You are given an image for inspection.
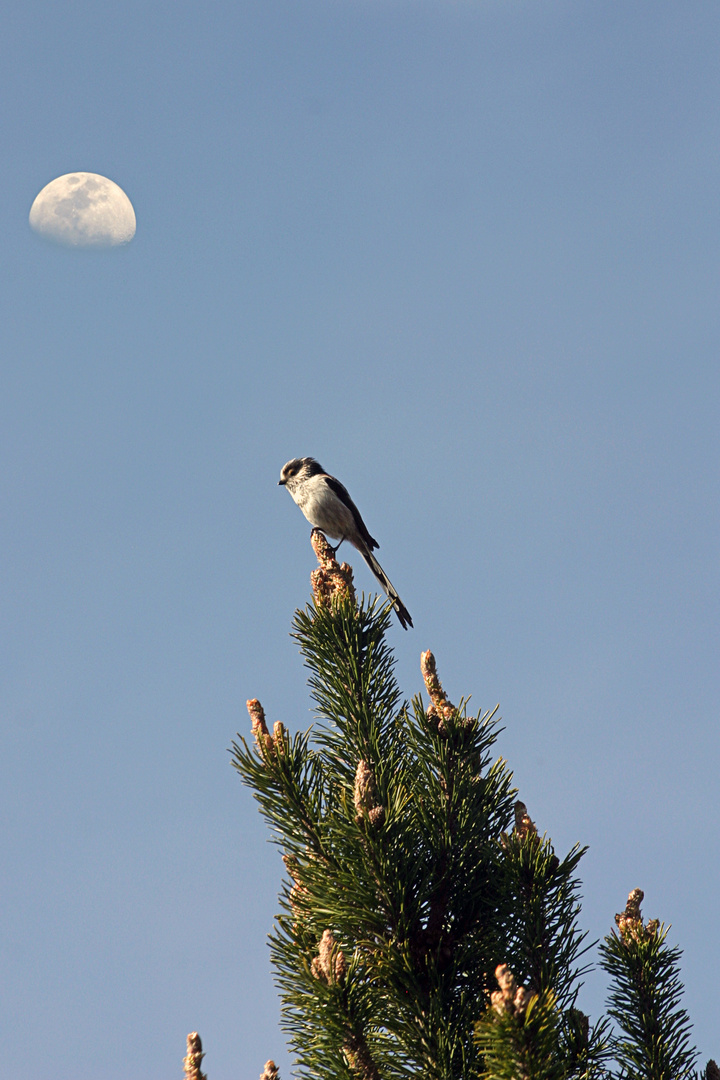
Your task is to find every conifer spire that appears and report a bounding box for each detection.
[231,532,713,1079]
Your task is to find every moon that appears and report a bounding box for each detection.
[29,172,136,248]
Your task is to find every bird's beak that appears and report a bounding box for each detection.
[278,479,286,486]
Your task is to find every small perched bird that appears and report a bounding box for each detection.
[279,457,413,629]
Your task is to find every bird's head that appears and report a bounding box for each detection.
[278,457,324,487]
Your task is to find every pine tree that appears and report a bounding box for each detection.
[231,531,712,1080]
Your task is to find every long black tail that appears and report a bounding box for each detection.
[360,548,413,630]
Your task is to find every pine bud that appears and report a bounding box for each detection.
[309,529,356,612]
[514,800,537,840]
[247,699,274,756]
[183,1032,207,1080]
[615,888,660,943]
[353,760,385,827]
[420,651,456,731]
[312,929,347,984]
[491,965,531,1018]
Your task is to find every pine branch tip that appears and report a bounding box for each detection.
[514,800,538,841]
[246,698,275,757]
[183,1032,207,1080]
[311,929,348,985]
[420,650,457,731]
[491,964,532,1018]
[615,887,660,943]
[353,760,385,827]
[309,528,357,614]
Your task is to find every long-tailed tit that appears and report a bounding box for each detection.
[278,457,413,630]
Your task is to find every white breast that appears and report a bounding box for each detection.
[292,474,355,540]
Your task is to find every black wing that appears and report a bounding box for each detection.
[324,475,379,550]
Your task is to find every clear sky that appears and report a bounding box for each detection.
[2,1,718,1076]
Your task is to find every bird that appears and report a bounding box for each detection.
[278,457,413,629]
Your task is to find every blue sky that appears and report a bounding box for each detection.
[2,1,718,1076]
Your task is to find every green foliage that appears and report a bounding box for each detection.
[232,594,520,1077]
[232,582,710,1080]
[475,972,612,1080]
[475,985,566,1080]
[501,821,590,1012]
[599,898,698,1080]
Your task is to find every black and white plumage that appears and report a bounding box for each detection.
[278,457,412,630]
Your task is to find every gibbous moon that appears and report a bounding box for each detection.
[29,172,136,248]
